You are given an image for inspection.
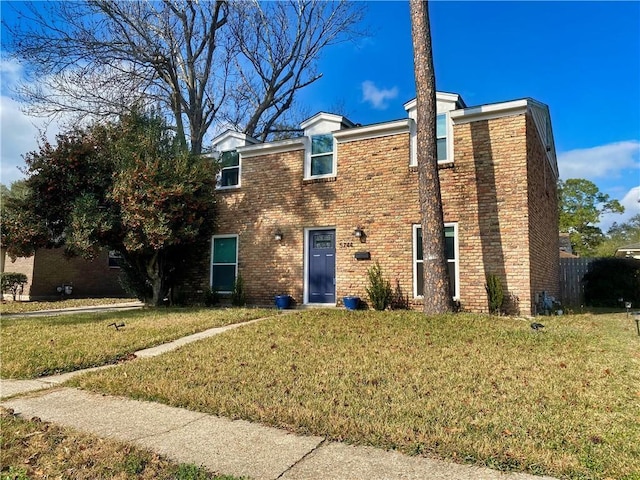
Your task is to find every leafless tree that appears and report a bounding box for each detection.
[409,0,451,314]
[225,1,363,142]
[4,0,365,153]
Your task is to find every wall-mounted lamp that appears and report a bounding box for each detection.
[274,230,283,242]
[353,228,364,238]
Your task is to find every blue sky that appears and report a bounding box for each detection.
[2,1,639,229]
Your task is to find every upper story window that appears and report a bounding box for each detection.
[308,133,335,178]
[405,94,463,167]
[409,113,452,166]
[300,112,353,180]
[217,150,240,189]
[436,114,448,162]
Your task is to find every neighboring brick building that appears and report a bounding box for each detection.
[209,92,559,315]
[2,248,127,300]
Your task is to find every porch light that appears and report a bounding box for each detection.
[274,230,283,241]
[353,228,364,238]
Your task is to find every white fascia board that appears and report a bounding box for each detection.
[237,137,305,158]
[450,99,529,124]
[333,119,410,143]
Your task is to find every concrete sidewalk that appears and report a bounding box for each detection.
[2,388,555,480]
[1,312,557,480]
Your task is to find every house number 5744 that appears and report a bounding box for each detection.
[339,242,354,248]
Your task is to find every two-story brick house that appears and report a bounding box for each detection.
[206,92,559,315]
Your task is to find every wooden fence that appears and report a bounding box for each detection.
[558,258,597,306]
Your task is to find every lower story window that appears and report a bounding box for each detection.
[414,223,459,299]
[210,235,238,293]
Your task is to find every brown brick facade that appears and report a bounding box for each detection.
[204,103,559,316]
[3,248,127,300]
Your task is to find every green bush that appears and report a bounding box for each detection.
[366,262,392,311]
[203,288,220,307]
[583,258,640,307]
[485,273,504,315]
[231,275,246,307]
[1,272,28,301]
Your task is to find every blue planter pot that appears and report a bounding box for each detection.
[343,296,360,310]
[275,295,291,310]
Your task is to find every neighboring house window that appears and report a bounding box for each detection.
[108,250,122,269]
[410,113,452,166]
[413,223,459,299]
[210,235,238,292]
[307,133,335,178]
[217,150,240,188]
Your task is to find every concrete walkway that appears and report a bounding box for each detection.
[1,313,557,480]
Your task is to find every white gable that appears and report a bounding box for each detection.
[403,92,466,121]
[300,112,355,136]
[212,131,259,152]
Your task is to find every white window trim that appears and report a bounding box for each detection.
[210,234,239,293]
[216,151,241,190]
[409,112,454,167]
[304,135,337,180]
[413,223,459,300]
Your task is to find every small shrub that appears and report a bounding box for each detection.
[366,262,392,311]
[170,285,189,306]
[502,292,520,316]
[485,273,504,315]
[203,288,220,307]
[231,275,246,307]
[0,272,28,301]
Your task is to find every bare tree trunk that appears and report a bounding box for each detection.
[146,252,168,307]
[409,0,451,314]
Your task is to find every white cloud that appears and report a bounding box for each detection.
[0,57,23,90]
[558,141,640,232]
[0,56,61,186]
[600,185,640,232]
[361,80,398,110]
[557,141,640,180]
[1,96,34,185]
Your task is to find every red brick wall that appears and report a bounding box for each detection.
[526,114,560,310]
[209,111,557,315]
[3,248,127,300]
[447,115,532,314]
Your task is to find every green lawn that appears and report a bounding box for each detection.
[0,297,135,315]
[0,308,274,379]
[68,310,640,480]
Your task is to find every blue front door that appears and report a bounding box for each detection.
[308,229,336,303]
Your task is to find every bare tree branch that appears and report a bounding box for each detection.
[4,0,366,150]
